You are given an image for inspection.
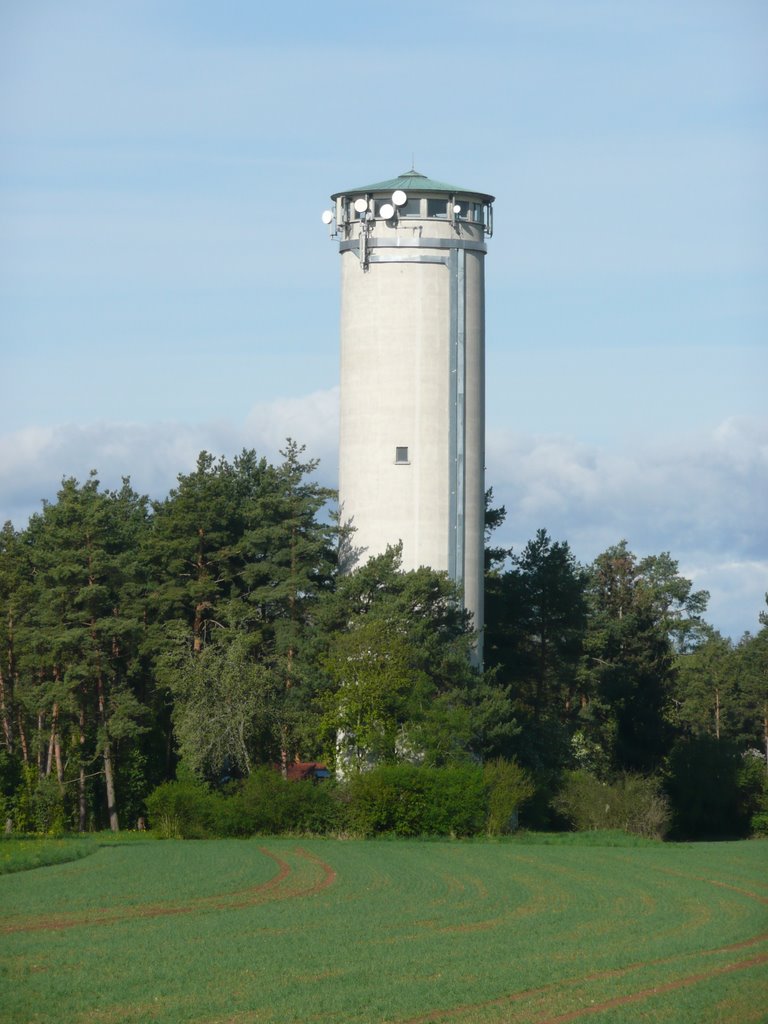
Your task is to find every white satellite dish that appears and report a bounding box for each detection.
[321,210,333,224]
[354,198,368,214]
[392,190,407,207]
[453,204,462,214]
[379,202,395,220]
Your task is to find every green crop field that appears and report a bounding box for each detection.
[1,835,766,1024]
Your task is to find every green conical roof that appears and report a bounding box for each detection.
[331,168,494,203]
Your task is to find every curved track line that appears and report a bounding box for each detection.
[399,934,768,1023]
[1,845,336,934]
[539,952,768,1023]
[401,853,768,1024]
[293,846,337,895]
[401,942,768,1024]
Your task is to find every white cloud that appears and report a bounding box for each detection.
[683,558,767,639]
[486,415,768,637]
[1,401,764,638]
[0,389,340,525]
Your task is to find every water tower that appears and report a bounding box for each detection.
[323,169,494,654]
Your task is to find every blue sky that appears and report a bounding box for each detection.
[1,0,766,638]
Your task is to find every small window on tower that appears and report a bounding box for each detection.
[395,446,409,465]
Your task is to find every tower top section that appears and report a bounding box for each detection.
[331,168,494,204]
[323,168,495,250]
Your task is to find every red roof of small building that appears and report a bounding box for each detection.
[285,761,328,782]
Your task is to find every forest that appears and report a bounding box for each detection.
[1,443,766,840]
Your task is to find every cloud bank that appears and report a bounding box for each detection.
[486,415,767,638]
[0,390,340,524]
[0,394,764,639]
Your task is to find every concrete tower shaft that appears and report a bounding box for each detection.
[328,170,494,650]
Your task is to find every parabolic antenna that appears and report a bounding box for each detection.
[354,198,368,214]
[321,210,333,224]
[379,202,395,220]
[392,189,407,207]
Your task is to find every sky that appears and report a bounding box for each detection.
[1,0,766,639]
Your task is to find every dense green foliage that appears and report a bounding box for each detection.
[0,448,766,839]
[552,770,671,838]
[2,837,766,1023]
[484,512,768,836]
[344,764,487,837]
[483,756,536,835]
[144,764,525,839]
[146,769,343,838]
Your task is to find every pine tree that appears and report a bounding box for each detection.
[19,475,150,831]
[581,542,709,774]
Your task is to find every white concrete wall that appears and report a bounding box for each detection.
[338,205,487,641]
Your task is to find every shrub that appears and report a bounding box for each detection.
[217,769,342,836]
[345,764,486,837]
[345,770,401,836]
[146,769,343,838]
[553,770,670,839]
[616,773,671,839]
[290,778,343,835]
[31,774,67,835]
[8,765,67,835]
[145,778,216,838]
[11,765,37,833]
[421,766,486,836]
[552,770,608,832]
[226,770,294,835]
[484,758,535,835]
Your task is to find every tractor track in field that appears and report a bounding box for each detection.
[537,952,768,1022]
[0,846,336,934]
[399,862,768,1024]
[398,939,768,1024]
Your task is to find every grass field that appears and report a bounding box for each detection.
[1,834,766,1023]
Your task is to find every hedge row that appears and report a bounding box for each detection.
[145,760,534,839]
[145,758,768,842]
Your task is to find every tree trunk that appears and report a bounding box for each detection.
[714,686,720,740]
[102,740,119,832]
[0,666,11,753]
[78,704,87,831]
[17,712,29,764]
[192,600,213,654]
[96,673,119,832]
[45,703,58,776]
[279,724,289,779]
[54,733,64,785]
[37,711,45,772]
[1,608,15,752]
